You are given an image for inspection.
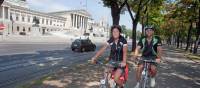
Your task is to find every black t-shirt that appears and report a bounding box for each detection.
[107,36,127,61]
[138,36,162,58]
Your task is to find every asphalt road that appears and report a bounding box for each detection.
[0,43,103,88]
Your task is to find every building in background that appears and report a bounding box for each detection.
[0,0,109,38]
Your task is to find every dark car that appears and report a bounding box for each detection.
[71,39,96,52]
[19,32,26,35]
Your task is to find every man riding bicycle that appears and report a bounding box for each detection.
[133,27,162,88]
[91,25,128,88]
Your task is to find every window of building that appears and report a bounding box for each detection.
[4,7,9,19]
[22,16,25,22]
[17,26,20,31]
[28,16,30,22]
[0,6,2,18]
[28,27,31,32]
[16,14,19,21]
[23,27,25,32]
[50,20,52,25]
[10,13,13,21]
[42,18,44,24]
[46,19,48,25]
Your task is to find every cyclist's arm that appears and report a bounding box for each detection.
[134,45,141,58]
[156,36,162,59]
[122,44,128,63]
[157,46,162,59]
[92,43,108,60]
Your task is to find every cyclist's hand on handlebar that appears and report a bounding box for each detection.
[91,57,97,64]
[120,62,126,67]
[156,58,161,63]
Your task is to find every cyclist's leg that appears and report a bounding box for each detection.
[104,66,113,79]
[149,64,157,77]
[114,68,123,87]
[136,63,144,82]
[149,64,157,87]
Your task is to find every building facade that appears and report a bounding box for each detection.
[0,0,109,38]
[0,0,68,36]
[48,10,92,37]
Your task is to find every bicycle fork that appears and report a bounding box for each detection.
[141,63,149,88]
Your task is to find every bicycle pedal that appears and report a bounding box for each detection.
[100,79,106,84]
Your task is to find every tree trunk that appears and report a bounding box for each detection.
[126,0,142,51]
[193,34,199,54]
[132,21,137,51]
[190,41,194,53]
[185,21,193,51]
[111,3,120,25]
[180,39,183,48]
[176,32,180,48]
[193,20,200,54]
[110,0,127,25]
[142,16,145,36]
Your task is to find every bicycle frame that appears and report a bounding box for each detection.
[140,59,156,88]
[97,61,125,88]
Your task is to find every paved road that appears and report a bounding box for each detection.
[0,43,104,88]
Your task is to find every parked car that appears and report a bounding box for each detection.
[71,39,96,52]
[19,32,26,35]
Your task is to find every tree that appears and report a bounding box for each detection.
[102,0,127,25]
[0,0,4,6]
[126,0,164,51]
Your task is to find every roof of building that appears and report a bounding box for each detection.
[48,9,92,18]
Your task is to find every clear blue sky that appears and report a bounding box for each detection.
[27,0,141,30]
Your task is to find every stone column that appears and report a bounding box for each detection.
[80,16,83,28]
[71,14,73,27]
[74,14,76,28]
[77,15,79,29]
[2,6,4,20]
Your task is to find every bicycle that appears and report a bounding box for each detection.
[95,60,128,88]
[138,59,157,88]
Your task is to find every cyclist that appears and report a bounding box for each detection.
[91,25,128,88]
[133,27,162,88]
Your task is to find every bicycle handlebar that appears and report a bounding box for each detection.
[96,60,122,68]
[139,59,157,63]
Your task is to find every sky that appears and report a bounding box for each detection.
[27,0,141,30]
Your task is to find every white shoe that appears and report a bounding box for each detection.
[134,82,140,88]
[150,77,156,87]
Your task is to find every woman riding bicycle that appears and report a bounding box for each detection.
[91,25,128,88]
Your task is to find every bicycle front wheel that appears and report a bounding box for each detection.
[140,74,149,88]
